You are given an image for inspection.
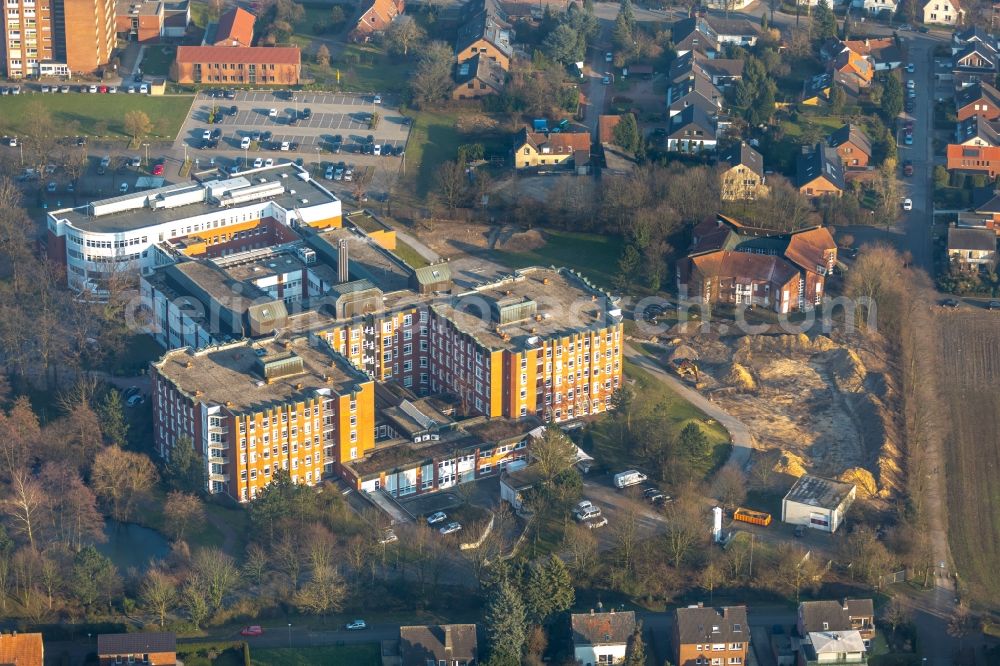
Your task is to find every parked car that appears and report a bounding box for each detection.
[264,158,274,167]
[585,516,609,529]
[334,166,344,180]
[241,136,251,150]
[343,168,353,182]
[941,298,960,308]
[643,487,666,504]
[325,165,335,179]
[988,300,1000,310]
[439,522,462,535]
[240,626,264,637]
[280,141,290,151]
[605,51,613,62]
[126,394,144,407]
[253,157,263,168]
[373,94,382,104]
[602,75,611,84]
[139,84,148,94]
[224,90,235,99]
[345,620,368,631]
[902,198,913,211]
[373,144,382,156]
[152,163,164,176]
[60,85,70,93]
[119,182,129,193]
[261,130,272,142]
[46,182,57,193]
[268,108,278,117]
[426,511,447,525]
[906,62,915,73]
[903,160,914,177]
[301,107,312,118]
[613,470,647,488]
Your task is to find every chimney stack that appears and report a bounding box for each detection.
[338,238,349,283]
[444,625,453,651]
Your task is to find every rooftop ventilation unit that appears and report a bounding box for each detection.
[217,181,285,207]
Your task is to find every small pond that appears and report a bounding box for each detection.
[95,521,170,572]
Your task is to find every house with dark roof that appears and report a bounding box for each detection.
[947,225,998,267]
[843,37,903,70]
[672,17,720,56]
[704,16,760,46]
[398,624,477,666]
[828,123,872,168]
[956,115,1000,146]
[455,0,513,70]
[953,40,996,88]
[571,610,636,666]
[667,72,724,117]
[0,633,43,666]
[212,7,254,47]
[797,143,845,197]
[802,71,861,106]
[674,605,749,666]
[513,128,591,170]
[956,81,1000,121]
[98,632,176,666]
[666,104,717,154]
[718,142,768,201]
[781,474,856,533]
[350,0,405,42]
[678,216,837,312]
[452,53,506,100]
[798,599,876,643]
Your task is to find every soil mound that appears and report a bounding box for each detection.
[725,363,756,392]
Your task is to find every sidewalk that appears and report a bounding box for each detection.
[394,229,439,262]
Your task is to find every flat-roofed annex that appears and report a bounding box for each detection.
[433,267,620,350]
[154,336,369,412]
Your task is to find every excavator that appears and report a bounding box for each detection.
[673,359,700,384]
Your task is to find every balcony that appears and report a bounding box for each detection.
[208,471,230,482]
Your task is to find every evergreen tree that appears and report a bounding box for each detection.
[164,434,206,495]
[98,389,128,447]
[814,0,837,40]
[882,74,904,121]
[829,80,846,114]
[614,244,641,291]
[678,423,710,461]
[525,555,575,624]
[484,579,527,661]
[612,113,641,153]
[625,626,647,666]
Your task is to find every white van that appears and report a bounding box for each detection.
[613,470,647,489]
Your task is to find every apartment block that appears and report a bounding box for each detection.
[172,45,300,84]
[60,0,116,73]
[674,605,749,666]
[3,0,55,79]
[152,336,375,500]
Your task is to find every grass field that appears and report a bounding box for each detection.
[328,44,412,94]
[250,645,380,666]
[492,230,626,289]
[177,642,244,666]
[589,359,731,479]
[935,311,1000,608]
[405,109,463,196]
[0,94,194,140]
[394,239,431,268]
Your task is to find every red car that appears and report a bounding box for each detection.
[151,163,164,176]
[98,85,108,93]
[903,161,914,177]
[240,626,264,637]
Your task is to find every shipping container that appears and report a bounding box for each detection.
[733,508,772,526]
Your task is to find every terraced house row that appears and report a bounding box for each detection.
[106,165,624,502]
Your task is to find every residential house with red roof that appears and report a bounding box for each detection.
[98,633,176,666]
[513,128,590,170]
[571,610,636,666]
[678,215,837,312]
[172,45,300,84]
[956,81,1000,121]
[0,633,43,666]
[212,7,255,47]
[350,0,405,42]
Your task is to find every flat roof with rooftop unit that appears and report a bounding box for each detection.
[153,336,369,413]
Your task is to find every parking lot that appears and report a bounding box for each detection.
[176,89,411,157]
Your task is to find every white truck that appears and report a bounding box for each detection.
[614,470,648,489]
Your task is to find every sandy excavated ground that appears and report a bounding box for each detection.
[661,332,898,497]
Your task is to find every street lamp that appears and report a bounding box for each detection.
[244,146,249,168]
[287,623,292,648]
[142,142,149,166]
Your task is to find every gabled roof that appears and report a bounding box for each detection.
[797,143,845,191]
[98,633,176,656]
[399,624,478,665]
[515,128,591,154]
[599,114,622,144]
[175,45,300,65]
[719,142,764,178]
[808,630,867,655]
[704,16,760,39]
[843,37,895,58]
[956,81,1000,110]
[833,48,873,83]
[353,0,402,34]
[923,0,961,13]
[690,251,800,287]
[954,41,998,70]
[800,599,875,634]
[782,227,837,274]
[669,104,717,138]
[957,115,1000,146]
[0,633,43,666]
[454,53,506,92]
[974,189,1000,212]
[955,24,991,44]
[948,225,998,251]
[571,611,636,646]
[459,0,509,26]
[672,17,719,52]
[456,12,513,57]
[675,606,750,645]
[214,7,255,46]
[828,123,872,156]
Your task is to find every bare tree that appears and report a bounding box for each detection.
[163,491,204,541]
[699,556,725,603]
[435,160,467,212]
[532,427,577,485]
[711,467,747,513]
[191,548,238,611]
[662,495,705,570]
[140,568,178,627]
[123,111,153,145]
[385,16,426,56]
[90,446,158,522]
[292,563,346,615]
[3,469,48,550]
[316,44,331,67]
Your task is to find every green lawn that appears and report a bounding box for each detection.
[250,645,380,666]
[492,229,626,289]
[177,642,245,666]
[326,44,412,94]
[140,45,176,77]
[588,359,731,480]
[404,109,463,196]
[393,239,431,268]
[0,94,194,140]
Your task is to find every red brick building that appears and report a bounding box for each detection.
[947,143,1000,177]
[172,45,300,84]
[350,0,404,41]
[213,7,255,47]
